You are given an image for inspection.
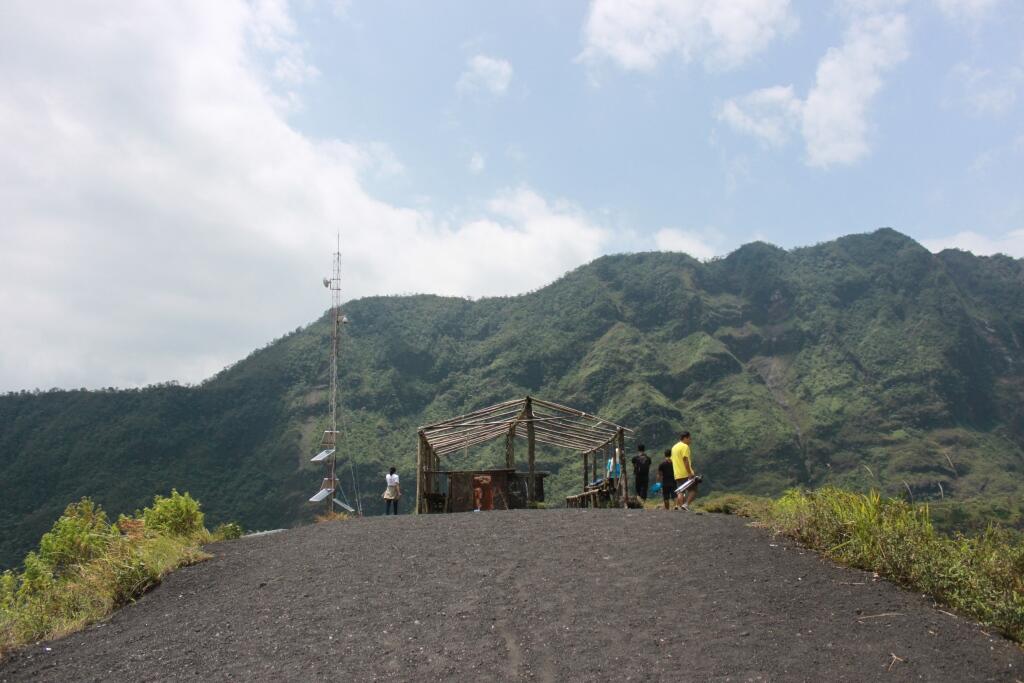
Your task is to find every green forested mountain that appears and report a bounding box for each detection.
[2,229,1023,568]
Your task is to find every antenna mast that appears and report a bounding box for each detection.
[308,234,360,515]
[327,237,341,513]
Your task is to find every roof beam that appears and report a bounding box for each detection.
[527,413,619,440]
[516,424,601,451]
[419,398,525,430]
[434,428,509,455]
[531,397,633,434]
[427,423,513,449]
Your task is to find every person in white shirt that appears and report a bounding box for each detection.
[383,467,401,515]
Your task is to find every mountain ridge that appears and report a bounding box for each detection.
[2,228,1023,569]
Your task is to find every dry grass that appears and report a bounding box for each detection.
[314,510,351,524]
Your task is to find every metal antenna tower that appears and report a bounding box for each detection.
[309,235,359,515]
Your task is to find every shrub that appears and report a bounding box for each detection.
[16,552,55,600]
[142,489,204,537]
[37,499,113,576]
[1,490,221,657]
[212,522,244,540]
[0,571,17,610]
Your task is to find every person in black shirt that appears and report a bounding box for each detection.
[657,449,675,510]
[631,444,652,503]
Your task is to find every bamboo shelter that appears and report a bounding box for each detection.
[415,396,634,513]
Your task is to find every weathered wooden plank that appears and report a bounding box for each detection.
[415,432,424,514]
[526,397,536,506]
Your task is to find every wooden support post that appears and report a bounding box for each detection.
[505,425,516,469]
[583,452,589,490]
[425,444,434,507]
[617,429,627,509]
[415,432,424,514]
[526,396,536,506]
[434,448,441,503]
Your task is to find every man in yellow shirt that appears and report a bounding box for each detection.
[670,432,698,510]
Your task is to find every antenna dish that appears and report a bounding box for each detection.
[322,277,331,288]
[341,315,349,324]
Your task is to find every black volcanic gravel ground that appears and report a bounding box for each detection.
[2,509,1023,681]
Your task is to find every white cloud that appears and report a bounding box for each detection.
[578,0,796,72]
[653,228,724,260]
[838,0,908,11]
[250,0,319,87]
[921,229,1024,257]
[436,189,611,294]
[934,0,1001,22]
[468,152,486,174]
[719,4,908,167]
[718,86,802,146]
[456,55,513,96]
[949,62,1023,116]
[0,3,605,391]
[360,142,406,178]
[802,11,908,166]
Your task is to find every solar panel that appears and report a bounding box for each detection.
[310,449,335,462]
[309,488,334,503]
[332,498,355,513]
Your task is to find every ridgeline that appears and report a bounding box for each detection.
[2,229,1023,568]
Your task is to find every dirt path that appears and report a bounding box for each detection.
[2,510,1023,681]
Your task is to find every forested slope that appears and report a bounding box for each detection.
[3,228,1023,568]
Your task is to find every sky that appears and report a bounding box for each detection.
[1,0,1022,391]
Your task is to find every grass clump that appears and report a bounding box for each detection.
[0,492,236,657]
[695,492,772,518]
[313,510,350,524]
[757,487,1024,643]
[212,522,245,540]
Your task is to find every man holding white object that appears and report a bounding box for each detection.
[670,432,700,511]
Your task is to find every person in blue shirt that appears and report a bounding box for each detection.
[605,451,621,484]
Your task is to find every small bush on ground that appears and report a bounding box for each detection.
[143,489,204,536]
[37,499,113,577]
[212,522,244,540]
[695,493,771,518]
[723,487,1024,643]
[314,510,350,524]
[0,491,239,657]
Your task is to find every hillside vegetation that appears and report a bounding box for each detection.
[700,489,1024,642]
[2,229,1023,568]
[0,491,238,655]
